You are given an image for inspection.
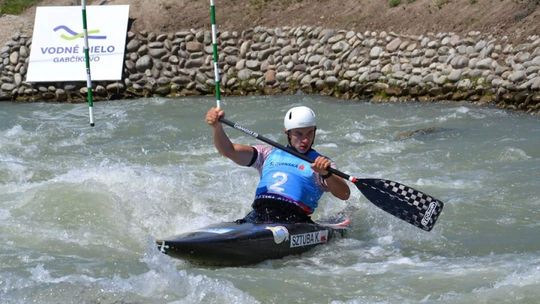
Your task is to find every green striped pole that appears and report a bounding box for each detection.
[81,0,95,127]
[209,0,221,109]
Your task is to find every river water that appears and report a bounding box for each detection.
[1,95,539,303]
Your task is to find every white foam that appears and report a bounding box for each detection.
[455,106,471,114]
[498,147,531,161]
[345,132,365,143]
[30,263,98,284]
[493,263,540,288]
[0,209,10,220]
[415,177,479,190]
[4,124,26,137]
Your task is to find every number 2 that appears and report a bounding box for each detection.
[269,172,287,193]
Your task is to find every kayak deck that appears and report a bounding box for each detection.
[156,217,350,266]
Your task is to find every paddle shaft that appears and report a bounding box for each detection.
[219,117,353,182]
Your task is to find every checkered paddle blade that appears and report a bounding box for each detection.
[355,178,444,231]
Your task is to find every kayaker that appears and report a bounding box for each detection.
[205,105,350,223]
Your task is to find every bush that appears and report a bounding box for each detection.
[389,0,401,7]
[0,0,39,15]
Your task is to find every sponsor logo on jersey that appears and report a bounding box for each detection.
[268,161,300,168]
[290,230,328,248]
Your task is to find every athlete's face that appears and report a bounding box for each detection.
[287,126,316,153]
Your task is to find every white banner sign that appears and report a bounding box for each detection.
[26,5,129,82]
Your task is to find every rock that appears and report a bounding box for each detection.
[237,69,252,80]
[476,58,493,69]
[129,73,143,81]
[137,45,148,56]
[126,39,141,52]
[95,85,107,96]
[319,29,336,43]
[408,75,422,86]
[448,69,462,82]
[0,46,10,54]
[386,38,402,52]
[106,83,125,92]
[509,71,526,83]
[406,43,417,52]
[238,41,251,58]
[155,85,171,95]
[172,75,191,85]
[124,60,136,73]
[530,77,540,90]
[515,52,531,63]
[169,55,179,64]
[156,34,168,42]
[276,71,290,81]
[9,52,18,64]
[265,69,276,85]
[332,41,349,53]
[148,42,164,49]
[185,58,204,68]
[246,60,260,70]
[186,41,203,52]
[42,92,56,100]
[457,79,472,89]
[425,49,436,58]
[19,46,28,58]
[135,55,153,72]
[343,70,357,79]
[258,48,276,60]
[293,64,307,72]
[450,55,469,69]
[149,48,167,58]
[64,84,77,91]
[14,73,22,86]
[157,77,171,85]
[307,54,322,65]
[325,76,339,85]
[1,83,16,91]
[300,75,312,86]
[370,46,383,59]
[280,45,297,56]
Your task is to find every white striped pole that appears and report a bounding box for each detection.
[209,0,221,109]
[81,0,95,127]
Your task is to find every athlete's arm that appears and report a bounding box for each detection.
[205,107,255,166]
[312,156,351,200]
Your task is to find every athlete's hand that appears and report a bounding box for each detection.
[205,107,224,127]
[311,156,331,175]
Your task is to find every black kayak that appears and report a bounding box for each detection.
[156,217,350,266]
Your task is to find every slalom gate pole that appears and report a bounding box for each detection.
[81,0,95,127]
[209,0,221,109]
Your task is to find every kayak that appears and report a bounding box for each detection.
[156,216,350,266]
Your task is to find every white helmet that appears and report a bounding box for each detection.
[283,106,316,131]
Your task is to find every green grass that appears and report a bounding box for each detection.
[0,0,40,15]
[389,0,401,7]
[389,0,421,7]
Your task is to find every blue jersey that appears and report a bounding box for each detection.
[254,147,326,213]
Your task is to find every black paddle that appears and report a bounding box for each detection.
[219,117,444,231]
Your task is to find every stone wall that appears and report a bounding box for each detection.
[1,26,539,114]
